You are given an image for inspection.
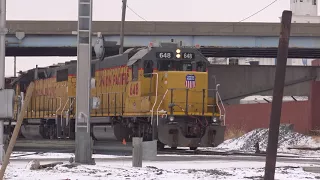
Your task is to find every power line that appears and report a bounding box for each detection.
[126,5,147,21]
[238,0,280,23]
[126,0,279,26]
[219,0,280,31]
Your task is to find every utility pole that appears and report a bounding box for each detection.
[13,56,16,77]
[75,0,94,164]
[119,0,127,54]
[0,0,7,163]
[264,10,292,180]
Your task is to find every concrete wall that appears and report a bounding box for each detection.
[312,59,320,66]
[224,80,320,134]
[225,101,310,134]
[208,65,318,104]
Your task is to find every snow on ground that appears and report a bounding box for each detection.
[207,125,320,157]
[6,125,320,179]
[10,152,122,159]
[4,159,320,180]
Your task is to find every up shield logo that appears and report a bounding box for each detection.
[185,74,196,89]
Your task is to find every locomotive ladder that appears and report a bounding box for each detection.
[56,97,75,139]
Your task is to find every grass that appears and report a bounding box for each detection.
[224,126,246,140]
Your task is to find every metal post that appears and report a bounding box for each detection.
[0,0,7,163]
[13,56,16,77]
[119,0,127,54]
[264,10,292,180]
[75,0,93,164]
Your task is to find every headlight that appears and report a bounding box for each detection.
[169,116,175,121]
[212,117,218,123]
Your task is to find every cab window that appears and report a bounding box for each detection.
[157,60,174,71]
[157,60,192,71]
[56,69,68,82]
[132,64,139,81]
[196,62,206,72]
[143,60,153,78]
[178,62,192,71]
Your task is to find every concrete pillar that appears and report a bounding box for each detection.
[0,0,7,163]
[132,137,142,167]
[75,0,93,164]
[142,140,157,160]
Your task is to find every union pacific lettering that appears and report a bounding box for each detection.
[99,66,130,86]
[34,87,56,96]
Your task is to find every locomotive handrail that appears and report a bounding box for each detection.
[167,88,205,92]
[65,97,75,138]
[156,89,169,126]
[217,92,226,126]
[58,98,70,138]
[147,73,159,126]
[66,97,75,120]
[216,84,226,126]
[61,98,70,118]
[55,97,62,117]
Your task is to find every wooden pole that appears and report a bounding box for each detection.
[132,137,142,167]
[0,82,35,180]
[264,10,292,180]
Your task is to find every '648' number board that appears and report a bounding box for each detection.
[182,52,195,59]
[156,52,174,59]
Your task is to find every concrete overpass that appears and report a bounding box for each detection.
[5,21,320,58]
[208,65,319,104]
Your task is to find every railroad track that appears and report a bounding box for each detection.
[11,139,311,158]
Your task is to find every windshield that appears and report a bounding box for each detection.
[157,60,192,71]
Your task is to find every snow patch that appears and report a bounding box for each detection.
[25,160,40,170]
[216,125,320,153]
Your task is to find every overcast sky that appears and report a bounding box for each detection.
[4,0,299,76]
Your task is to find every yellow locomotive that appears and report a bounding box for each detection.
[10,42,225,150]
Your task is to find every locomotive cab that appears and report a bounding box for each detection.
[134,43,226,150]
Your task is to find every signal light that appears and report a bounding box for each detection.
[176,49,181,53]
[176,54,181,58]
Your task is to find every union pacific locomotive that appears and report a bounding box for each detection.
[8,41,226,150]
